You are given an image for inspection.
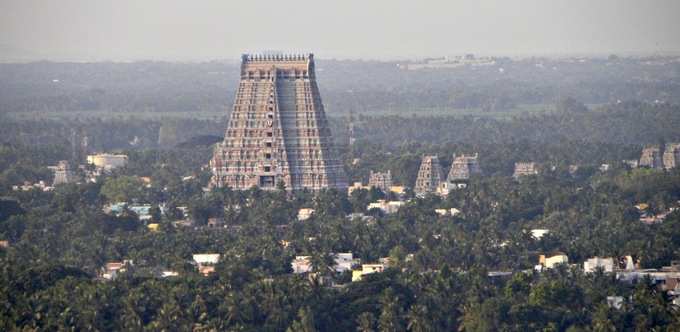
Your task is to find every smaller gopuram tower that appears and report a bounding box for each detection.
[414,155,443,196]
[369,170,392,193]
[209,53,347,191]
[663,143,680,170]
[639,146,663,169]
[443,153,482,190]
[447,153,482,182]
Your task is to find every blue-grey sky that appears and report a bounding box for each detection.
[1,0,679,61]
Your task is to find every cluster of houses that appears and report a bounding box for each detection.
[98,253,219,280]
[635,202,679,225]
[12,153,129,190]
[536,253,680,306]
[290,253,390,283]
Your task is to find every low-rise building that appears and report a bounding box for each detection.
[388,186,406,196]
[367,200,405,214]
[352,263,386,282]
[333,253,360,273]
[100,260,133,280]
[129,204,153,221]
[537,253,568,270]
[530,229,550,240]
[297,208,315,221]
[291,256,313,274]
[347,182,370,196]
[607,296,624,309]
[207,217,225,228]
[13,181,53,192]
[199,266,216,276]
[193,253,220,276]
[434,208,461,217]
[193,254,221,266]
[584,257,615,273]
[87,153,128,172]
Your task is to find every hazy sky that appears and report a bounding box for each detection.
[1,0,679,61]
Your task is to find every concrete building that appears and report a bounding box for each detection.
[193,254,221,266]
[87,154,128,171]
[352,263,385,282]
[100,260,133,280]
[434,208,461,217]
[584,257,615,273]
[291,256,313,274]
[297,208,315,221]
[537,253,569,270]
[367,200,405,214]
[530,229,550,240]
[209,54,347,191]
[347,182,370,196]
[333,253,360,273]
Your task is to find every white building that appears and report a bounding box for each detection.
[333,253,360,273]
[297,208,315,221]
[291,256,313,274]
[434,208,461,217]
[530,229,550,240]
[87,153,128,171]
[367,200,405,214]
[193,254,221,266]
[584,257,615,273]
[352,264,385,281]
[536,253,569,270]
[607,296,624,309]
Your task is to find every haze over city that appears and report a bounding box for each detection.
[2,0,680,62]
[3,1,680,331]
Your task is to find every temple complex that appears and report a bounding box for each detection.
[663,143,680,170]
[368,170,392,193]
[210,54,347,191]
[513,162,539,179]
[414,155,444,196]
[639,146,663,169]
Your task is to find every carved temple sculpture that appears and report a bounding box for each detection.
[209,54,347,191]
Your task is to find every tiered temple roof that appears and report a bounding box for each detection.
[639,146,663,169]
[369,170,392,192]
[209,53,347,191]
[663,143,680,170]
[446,153,482,183]
[414,155,443,196]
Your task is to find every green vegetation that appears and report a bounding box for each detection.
[2,100,680,330]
